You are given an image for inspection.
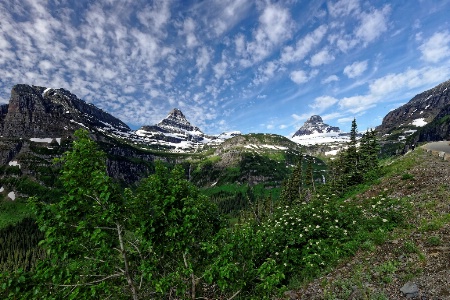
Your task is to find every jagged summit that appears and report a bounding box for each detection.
[157,108,203,134]
[292,115,340,137]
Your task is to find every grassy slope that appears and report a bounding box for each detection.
[289,148,450,299]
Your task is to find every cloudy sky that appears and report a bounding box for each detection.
[1,0,450,135]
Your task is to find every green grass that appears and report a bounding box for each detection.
[0,198,33,229]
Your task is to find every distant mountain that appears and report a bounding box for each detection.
[135,108,208,146]
[189,133,325,187]
[292,115,341,137]
[290,115,351,147]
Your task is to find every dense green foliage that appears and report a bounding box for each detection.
[1,122,410,299]
[16,130,221,299]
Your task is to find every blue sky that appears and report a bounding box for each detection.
[0,0,449,136]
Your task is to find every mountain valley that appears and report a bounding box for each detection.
[0,80,449,299]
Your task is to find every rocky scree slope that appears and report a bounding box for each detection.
[378,79,450,137]
[288,148,450,300]
[406,103,450,146]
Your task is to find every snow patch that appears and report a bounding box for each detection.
[291,132,350,146]
[30,138,61,145]
[412,118,427,127]
[8,161,20,168]
[42,87,52,96]
[30,138,53,143]
[325,149,339,156]
[7,191,16,201]
[70,119,88,128]
[404,130,417,135]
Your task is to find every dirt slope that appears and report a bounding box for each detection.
[289,148,450,300]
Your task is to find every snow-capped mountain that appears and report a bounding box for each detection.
[132,109,241,151]
[158,108,203,134]
[292,115,340,136]
[291,115,349,146]
[0,85,240,153]
[135,108,205,144]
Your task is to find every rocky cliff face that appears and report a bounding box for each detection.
[378,79,450,135]
[1,84,130,138]
[407,103,450,145]
[292,115,340,137]
[0,85,162,187]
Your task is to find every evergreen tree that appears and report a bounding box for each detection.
[280,154,303,204]
[344,118,362,186]
[358,129,380,180]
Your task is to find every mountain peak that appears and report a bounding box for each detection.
[292,115,340,137]
[167,108,185,118]
[307,115,324,123]
[157,108,201,133]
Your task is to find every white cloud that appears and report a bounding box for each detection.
[419,30,450,63]
[369,66,450,96]
[235,34,246,55]
[213,61,228,79]
[322,75,339,84]
[337,65,450,114]
[290,70,308,84]
[196,47,211,73]
[309,48,335,67]
[339,95,376,113]
[245,3,294,63]
[338,116,356,123]
[322,112,345,121]
[280,25,328,64]
[327,0,360,17]
[136,0,171,35]
[343,60,368,78]
[196,0,252,37]
[290,70,317,84]
[309,96,338,110]
[336,36,359,52]
[355,5,391,45]
[253,61,280,85]
[292,113,311,121]
[183,18,199,48]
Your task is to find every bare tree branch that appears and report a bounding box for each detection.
[116,222,138,300]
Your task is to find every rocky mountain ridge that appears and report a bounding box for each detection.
[0,84,130,139]
[376,79,450,154]
[134,108,213,148]
[292,115,340,137]
[377,79,450,136]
